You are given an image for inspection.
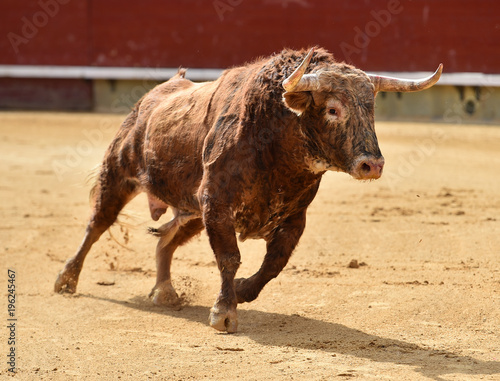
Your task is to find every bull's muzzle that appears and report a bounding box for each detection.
[352,155,385,180]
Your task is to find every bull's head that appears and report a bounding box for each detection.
[282,48,442,180]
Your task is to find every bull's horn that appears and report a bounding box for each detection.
[282,48,320,92]
[369,64,443,93]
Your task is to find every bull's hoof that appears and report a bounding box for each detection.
[54,271,78,294]
[209,305,238,333]
[148,280,180,307]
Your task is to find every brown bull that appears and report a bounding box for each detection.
[55,47,442,332]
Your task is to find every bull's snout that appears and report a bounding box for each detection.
[352,156,385,180]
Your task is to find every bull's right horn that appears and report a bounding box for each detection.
[369,64,443,93]
[283,48,320,92]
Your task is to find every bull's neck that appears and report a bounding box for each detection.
[257,118,324,183]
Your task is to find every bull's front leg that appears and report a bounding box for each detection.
[202,199,241,333]
[235,209,306,304]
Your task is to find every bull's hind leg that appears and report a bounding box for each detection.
[148,214,204,306]
[235,210,306,303]
[54,174,139,294]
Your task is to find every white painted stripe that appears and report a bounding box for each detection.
[0,65,224,81]
[0,65,499,86]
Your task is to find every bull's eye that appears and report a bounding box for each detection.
[325,101,343,122]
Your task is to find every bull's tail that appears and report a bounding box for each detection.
[87,164,101,204]
[147,227,162,237]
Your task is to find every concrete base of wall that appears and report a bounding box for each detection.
[93,79,162,114]
[95,79,500,124]
[374,85,500,123]
[0,78,92,110]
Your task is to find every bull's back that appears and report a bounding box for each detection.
[138,78,219,211]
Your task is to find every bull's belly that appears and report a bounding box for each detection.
[232,180,319,241]
[235,223,276,241]
[233,202,295,241]
[141,164,202,221]
[141,154,204,216]
[234,219,272,241]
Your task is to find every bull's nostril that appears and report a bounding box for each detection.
[353,157,384,180]
[361,163,371,173]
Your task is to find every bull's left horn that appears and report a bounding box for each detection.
[283,48,320,92]
[369,64,443,93]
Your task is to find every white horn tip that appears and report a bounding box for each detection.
[436,63,444,77]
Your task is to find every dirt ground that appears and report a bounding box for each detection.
[0,111,499,380]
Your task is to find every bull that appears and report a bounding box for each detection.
[55,47,442,332]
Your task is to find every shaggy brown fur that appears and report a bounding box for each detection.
[55,47,384,332]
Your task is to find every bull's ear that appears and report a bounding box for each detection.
[283,92,312,115]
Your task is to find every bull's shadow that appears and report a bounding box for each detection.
[83,294,499,381]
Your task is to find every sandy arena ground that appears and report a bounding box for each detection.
[1,111,499,380]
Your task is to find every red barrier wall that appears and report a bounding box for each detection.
[0,1,498,109]
[1,0,499,73]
